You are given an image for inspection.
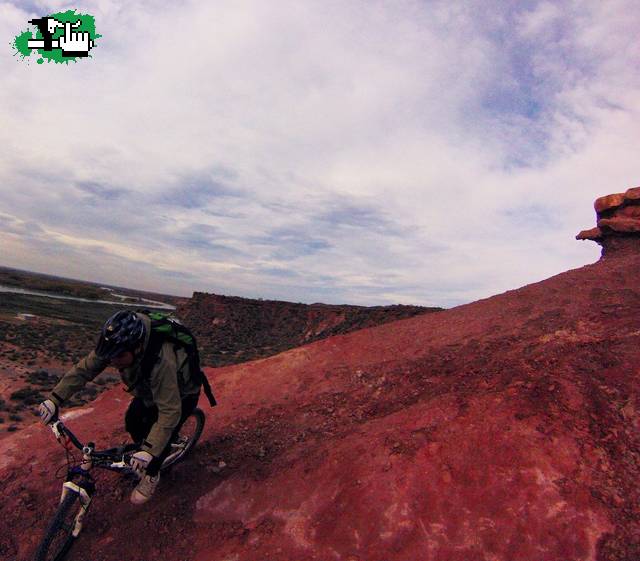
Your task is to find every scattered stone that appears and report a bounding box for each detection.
[207,460,227,474]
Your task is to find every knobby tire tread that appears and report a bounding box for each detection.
[34,491,80,561]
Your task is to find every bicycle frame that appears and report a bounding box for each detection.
[49,419,136,537]
[37,409,204,561]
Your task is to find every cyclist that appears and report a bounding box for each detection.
[37,310,201,504]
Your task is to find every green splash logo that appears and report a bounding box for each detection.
[12,10,100,64]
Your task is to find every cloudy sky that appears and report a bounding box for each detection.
[1,1,638,307]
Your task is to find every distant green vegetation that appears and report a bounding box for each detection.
[0,292,124,363]
[0,266,110,300]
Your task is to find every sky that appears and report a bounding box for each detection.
[1,0,638,307]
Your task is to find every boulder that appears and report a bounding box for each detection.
[598,217,640,233]
[575,227,602,241]
[624,186,640,201]
[594,193,625,215]
[618,205,640,218]
[578,187,640,256]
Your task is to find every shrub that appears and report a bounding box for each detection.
[10,387,44,405]
[26,369,58,387]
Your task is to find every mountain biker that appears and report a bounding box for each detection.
[37,310,201,504]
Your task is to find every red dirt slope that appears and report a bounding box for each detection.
[1,244,640,561]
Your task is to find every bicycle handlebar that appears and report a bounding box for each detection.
[48,419,138,475]
[51,419,84,450]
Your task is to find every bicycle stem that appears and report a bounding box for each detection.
[80,446,94,471]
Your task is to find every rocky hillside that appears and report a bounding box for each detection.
[1,189,639,560]
[178,293,438,366]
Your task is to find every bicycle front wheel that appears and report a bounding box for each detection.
[34,491,81,561]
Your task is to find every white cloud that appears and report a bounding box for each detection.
[0,0,637,306]
[516,2,562,39]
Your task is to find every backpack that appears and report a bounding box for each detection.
[137,309,217,407]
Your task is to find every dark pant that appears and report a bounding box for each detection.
[125,393,200,476]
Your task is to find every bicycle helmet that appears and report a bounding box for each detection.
[95,310,145,360]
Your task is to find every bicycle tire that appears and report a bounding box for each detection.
[161,408,205,470]
[33,491,81,561]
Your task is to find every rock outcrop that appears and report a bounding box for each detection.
[177,293,439,366]
[577,186,640,256]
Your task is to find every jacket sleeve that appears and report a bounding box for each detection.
[49,351,109,406]
[141,344,182,457]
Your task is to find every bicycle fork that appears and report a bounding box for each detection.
[59,482,93,538]
[61,449,95,538]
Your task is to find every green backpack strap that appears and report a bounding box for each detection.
[136,309,217,407]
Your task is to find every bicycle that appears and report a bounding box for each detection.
[34,408,205,561]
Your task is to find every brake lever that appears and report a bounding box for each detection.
[51,420,74,452]
[51,420,64,441]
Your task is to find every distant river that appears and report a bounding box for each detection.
[0,284,176,310]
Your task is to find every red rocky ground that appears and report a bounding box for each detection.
[1,241,639,561]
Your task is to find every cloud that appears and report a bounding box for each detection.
[0,212,45,237]
[170,224,244,261]
[315,201,405,236]
[156,172,245,209]
[0,0,637,306]
[254,227,332,260]
[76,181,129,200]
